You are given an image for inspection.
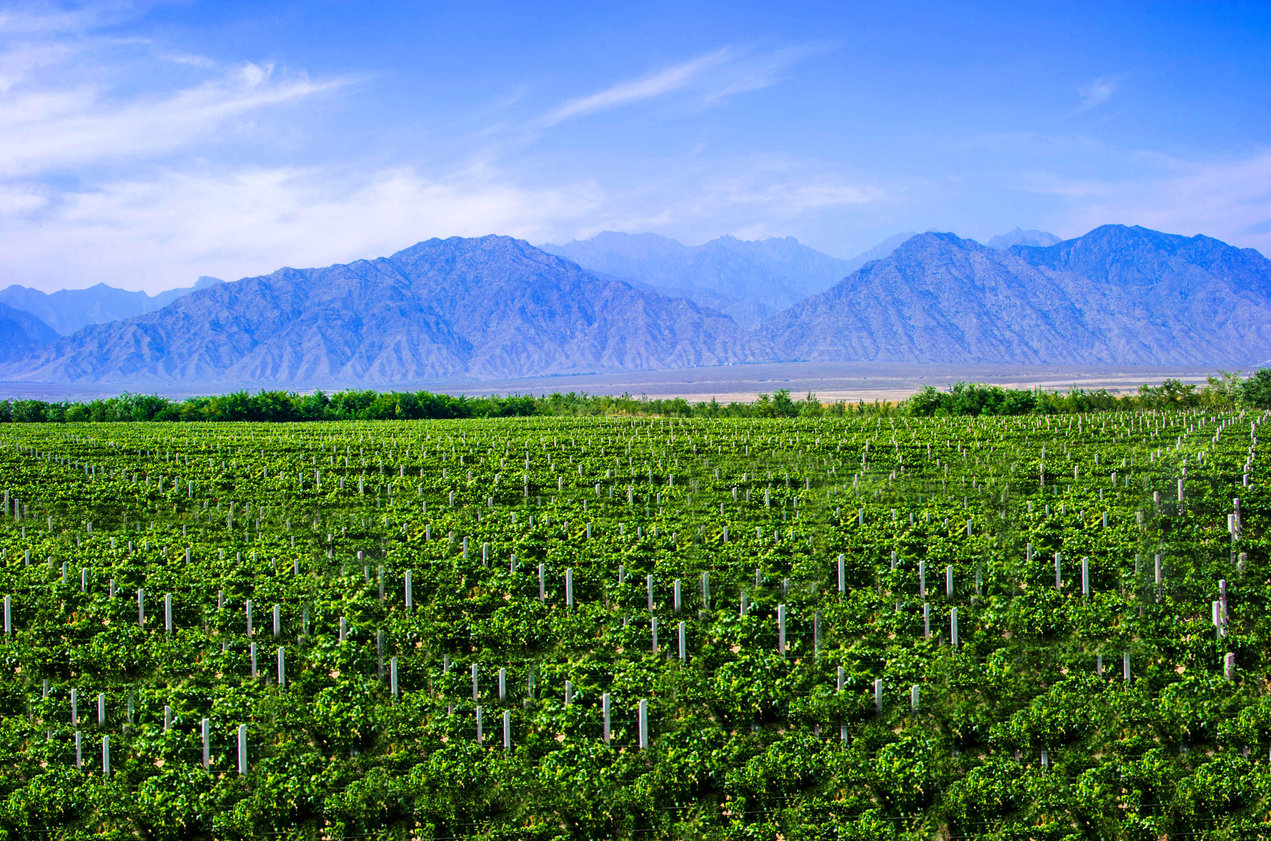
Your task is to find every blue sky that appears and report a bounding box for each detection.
[0,0,1269,292]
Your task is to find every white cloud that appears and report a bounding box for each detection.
[0,164,608,292]
[667,172,883,242]
[0,40,73,92]
[537,47,735,127]
[533,43,827,128]
[159,50,217,69]
[1038,147,1271,253]
[539,157,886,245]
[0,181,46,214]
[0,61,351,176]
[0,16,867,293]
[0,154,887,292]
[1077,76,1116,110]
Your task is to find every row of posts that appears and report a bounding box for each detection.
[73,720,248,777]
[57,642,1245,777]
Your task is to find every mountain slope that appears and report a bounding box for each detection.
[0,237,758,386]
[765,232,1095,364]
[1009,224,1271,364]
[765,226,1271,366]
[541,232,855,312]
[0,303,58,363]
[840,232,917,273]
[605,272,777,331]
[0,276,224,336]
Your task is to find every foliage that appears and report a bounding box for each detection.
[3,369,1267,425]
[907,368,1271,415]
[0,403,1265,838]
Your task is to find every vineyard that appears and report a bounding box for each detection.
[0,409,1265,839]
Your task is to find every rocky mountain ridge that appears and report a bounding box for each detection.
[0,236,758,387]
[764,225,1271,366]
[0,276,223,336]
[1,224,1266,386]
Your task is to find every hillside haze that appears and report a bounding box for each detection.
[1,236,758,387]
[987,228,1062,249]
[1,224,1267,387]
[540,232,866,326]
[765,225,1271,366]
[0,276,224,336]
[0,303,57,363]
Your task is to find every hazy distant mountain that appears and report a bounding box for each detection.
[4,224,1267,387]
[0,237,757,387]
[0,276,223,336]
[765,225,1271,366]
[0,304,57,363]
[988,228,1062,249]
[840,232,917,273]
[541,232,856,314]
[540,231,918,327]
[604,272,774,330]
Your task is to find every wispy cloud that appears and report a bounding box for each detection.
[697,42,832,106]
[1031,147,1271,254]
[0,163,608,291]
[1077,75,1117,110]
[0,1,373,289]
[0,1,146,35]
[0,10,862,292]
[531,42,828,130]
[0,61,353,176]
[0,3,357,177]
[159,50,217,69]
[536,47,735,127]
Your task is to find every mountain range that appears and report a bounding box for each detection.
[764,226,1271,366]
[0,224,1266,387]
[0,276,223,336]
[0,303,59,364]
[541,231,913,329]
[0,236,757,387]
[987,228,1062,249]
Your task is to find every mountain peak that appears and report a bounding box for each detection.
[540,230,852,312]
[1,235,758,386]
[765,223,1271,367]
[988,228,1063,249]
[0,302,57,362]
[0,276,223,336]
[894,231,984,253]
[3,223,1267,386]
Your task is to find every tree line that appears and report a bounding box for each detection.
[0,369,1265,423]
[906,369,1270,416]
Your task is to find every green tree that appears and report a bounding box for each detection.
[10,400,46,422]
[1201,370,1245,408]
[1137,378,1200,408]
[771,388,799,418]
[799,391,824,417]
[1244,368,1271,408]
